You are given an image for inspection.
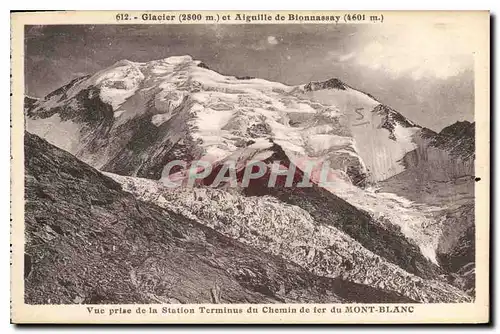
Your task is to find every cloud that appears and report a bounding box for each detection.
[267,36,279,45]
[249,36,280,51]
[327,51,356,63]
[326,50,356,63]
[349,24,474,79]
[338,52,355,62]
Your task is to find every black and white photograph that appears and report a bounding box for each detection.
[10,10,490,324]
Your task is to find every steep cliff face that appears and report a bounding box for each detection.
[26,132,416,304]
[378,121,475,217]
[378,121,476,296]
[397,121,474,185]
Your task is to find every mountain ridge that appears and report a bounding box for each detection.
[25,55,426,184]
[23,55,476,302]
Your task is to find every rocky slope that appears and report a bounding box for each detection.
[26,132,421,304]
[24,96,39,112]
[106,172,471,303]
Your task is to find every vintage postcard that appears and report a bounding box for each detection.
[10,11,490,324]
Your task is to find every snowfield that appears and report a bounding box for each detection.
[27,56,364,180]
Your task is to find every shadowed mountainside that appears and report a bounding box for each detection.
[378,121,475,296]
[24,132,416,304]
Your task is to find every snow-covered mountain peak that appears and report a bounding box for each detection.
[107,55,195,68]
[294,80,424,181]
[25,55,430,185]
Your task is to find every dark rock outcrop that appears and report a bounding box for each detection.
[426,121,475,160]
[304,78,347,91]
[24,96,39,113]
[373,104,417,141]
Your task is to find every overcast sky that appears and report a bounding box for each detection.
[25,24,474,131]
